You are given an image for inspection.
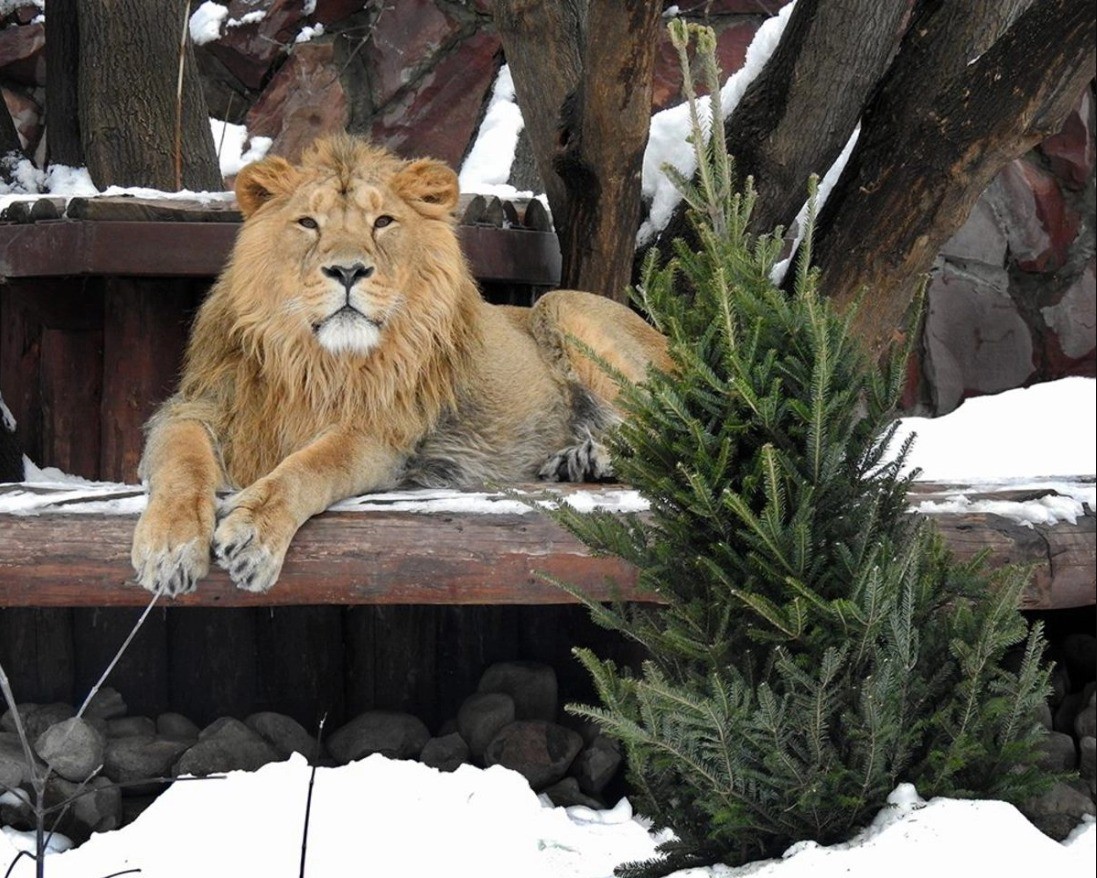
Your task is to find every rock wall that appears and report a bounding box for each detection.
[1,0,1093,413]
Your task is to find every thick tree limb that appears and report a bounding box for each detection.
[658,0,911,250]
[812,0,1096,351]
[492,1,585,225]
[494,1,661,301]
[553,1,663,300]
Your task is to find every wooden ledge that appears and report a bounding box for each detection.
[0,195,562,284]
[0,482,1093,610]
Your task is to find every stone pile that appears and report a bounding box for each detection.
[0,661,623,843]
[1023,631,1097,837]
[4,638,1097,845]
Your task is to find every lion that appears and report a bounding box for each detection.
[131,134,670,595]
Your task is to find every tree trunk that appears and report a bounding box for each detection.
[76,0,222,191]
[812,0,1096,352]
[45,0,83,167]
[656,0,910,254]
[553,1,662,300]
[494,0,662,302]
[492,0,585,224]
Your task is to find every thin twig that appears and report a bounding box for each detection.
[299,714,327,878]
[174,0,189,190]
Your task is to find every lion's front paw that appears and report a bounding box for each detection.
[212,494,293,593]
[132,498,215,597]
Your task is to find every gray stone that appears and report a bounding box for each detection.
[1037,699,1053,730]
[174,718,280,777]
[478,662,558,721]
[103,735,191,793]
[1041,264,1096,360]
[1,731,42,789]
[1036,730,1078,773]
[326,711,430,764]
[157,712,200,741]
[198,716,252,741]
[419,733,470,773]
[46,775,121,839]
[34,717,106,783]
[107,716,157,738]
[542,776,604,810]
[939,197,1007,267]
[571,734,623,795]
[1054,691,1084,735]
[923,261,1034,415]
[2,703,75,741]
[484,720,583,790]
[1021,781,1096,840]
[457,693,515,763]
[246,711,322,762]
[1075,691,1096,741]
[0,783,32,827]
[1079,736,1095,798]
[82,687,127,721]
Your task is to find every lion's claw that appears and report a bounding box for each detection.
[132,538,210,597]
[212,508,285,593]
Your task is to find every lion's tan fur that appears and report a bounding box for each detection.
[132,135,669,594]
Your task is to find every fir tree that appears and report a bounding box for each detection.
[548,21,1053,877]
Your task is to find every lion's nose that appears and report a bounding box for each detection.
[322,263,374,291]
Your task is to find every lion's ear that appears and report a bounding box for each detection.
[235,156,301,218]
[391,159,459,218]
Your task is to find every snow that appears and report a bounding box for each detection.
[295,23,325,44]
[189,1,228,46]
[458,64,540,204]
[3,377,1091,527]
[0,755,1091,878]
[638,2,796,245]
[209,119,273,178]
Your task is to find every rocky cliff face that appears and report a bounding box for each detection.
[1,0,1092,414]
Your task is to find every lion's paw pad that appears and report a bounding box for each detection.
[212,516,284,593]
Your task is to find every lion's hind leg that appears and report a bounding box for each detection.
[528,290,671,404]
[529,290,669,483]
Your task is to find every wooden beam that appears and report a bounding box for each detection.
[0,506,645,608]
[0,197,562,284]
[0,484,1092,610]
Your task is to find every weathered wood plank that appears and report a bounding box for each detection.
[0,200,560,283]
[0,508,647,607]
[0,484,1092,610]
[100,278,198,482]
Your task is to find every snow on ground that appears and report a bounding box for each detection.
[0,755,1092,878]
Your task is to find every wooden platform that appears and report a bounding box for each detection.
[0,481,1092,610]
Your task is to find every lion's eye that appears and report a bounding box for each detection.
[374,215,394,230]
[297,216,319,230]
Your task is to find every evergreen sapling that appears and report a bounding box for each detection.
[548,21,1054,878]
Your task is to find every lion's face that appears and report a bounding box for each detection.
[229,138,462,357]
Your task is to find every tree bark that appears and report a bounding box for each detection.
[45,0,83,167]
[812,0,1096,352]
[553,1,663,300]
[492,1,585,224]
[659,0,911,250]
[494,0,661,302]
[76,0,222,190]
